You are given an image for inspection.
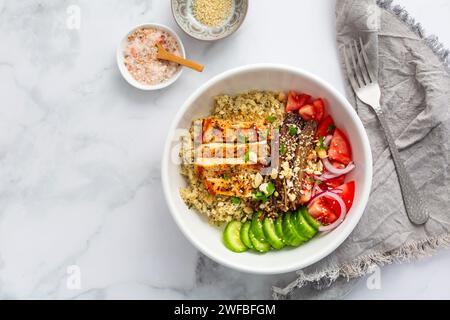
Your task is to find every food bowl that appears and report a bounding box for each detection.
[171,0,249,41]
[162,64,372,274]
[116,23,186,91]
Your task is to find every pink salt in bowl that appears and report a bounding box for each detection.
[117,23,186,91]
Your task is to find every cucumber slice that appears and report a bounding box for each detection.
[282,212,307,247]
[294,210,318,240]
[249,228,271,253]
[240,221,253,249]
[274,216,286,244]
[301,207,321,231]
[263,218,285,250]
[251,212,266,242]
[223,221,248,253]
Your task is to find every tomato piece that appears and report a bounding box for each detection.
[312,98,325,122]
[316,115,335,138]
[308,198,338,225]
[328,128,352,165]
[325,181,355,215]
[299,98,326,122]
[286,92,311,112]
[298,104,315,121]
[320,175,345,190]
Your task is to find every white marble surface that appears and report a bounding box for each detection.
[0,0,449,299]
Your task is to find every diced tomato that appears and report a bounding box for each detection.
[316,115,335,138]
[320,175,345,190]
[299,98,326,122]
[286,92,311,112]
[312,98,325,122]
[325,181,355,215]
[308,198,338,225]
[328,128,352,165]
[298,104,315,121]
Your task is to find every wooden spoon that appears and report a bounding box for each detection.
[156,43,204,72]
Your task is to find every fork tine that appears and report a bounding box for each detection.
[343,46,360,91]
[353,40,370,85]
[359,38,376,83]
[348,41,365,87]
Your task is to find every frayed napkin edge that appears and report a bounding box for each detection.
[272,233,450,299]
[377,0,450,73]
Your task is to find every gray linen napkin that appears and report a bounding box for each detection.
[273,0,450,299]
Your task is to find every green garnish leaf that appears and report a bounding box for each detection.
[317,136,328,151]
[266,182,275,196]
[309,177,323,185]
[266,115,276,123]
[252,191,269,203]
[244,150,250,163]
[327,124,336,134]
[223,174,230,181]
[288,126,298,136]
[230,196,241,205]
[280,143,287,156]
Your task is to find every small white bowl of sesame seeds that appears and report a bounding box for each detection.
[171,0,249,41]
[117,23,186,90]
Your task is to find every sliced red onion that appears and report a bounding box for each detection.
[307,191,347,232]
[324,135,332,147]
[322,158,355,176]
[311,182,323,197]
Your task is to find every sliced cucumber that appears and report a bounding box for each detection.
[274,216,286,244]
[294,210,318,240]
[223,221,248,253]
[301,207,321,231]
[263,218,285,250]
[251,211,266,242]
[249,228,271,253]
[240,221,253,249]
[282,212,307,247]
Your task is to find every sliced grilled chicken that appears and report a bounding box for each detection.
[204,177,253,197]
[201,118,271,144]
[194,141,270,162]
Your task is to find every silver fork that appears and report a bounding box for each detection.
[343,38,429,225]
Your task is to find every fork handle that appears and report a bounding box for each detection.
[377,112,429,225]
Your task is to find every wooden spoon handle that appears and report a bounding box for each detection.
[157,45,204,72]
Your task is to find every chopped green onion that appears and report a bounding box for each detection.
[223,174,230,181]
[266,182,275,196]
[244,150,250,163]
[266,115,276,123]
[289,126,298,136]
[230,196,241,205]
[280,143,287,156]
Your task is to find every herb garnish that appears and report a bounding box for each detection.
[288,126,298,136]
[230,196,241,205]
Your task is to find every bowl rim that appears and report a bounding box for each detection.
[170,0,249,42]
[161,63,373,274]
[116,23,186,91]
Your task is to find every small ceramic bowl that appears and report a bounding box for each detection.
[116,23,186,91]
[171,0,249,41]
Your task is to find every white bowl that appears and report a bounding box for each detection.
[162,64,373,274]
[116,23,185,91]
